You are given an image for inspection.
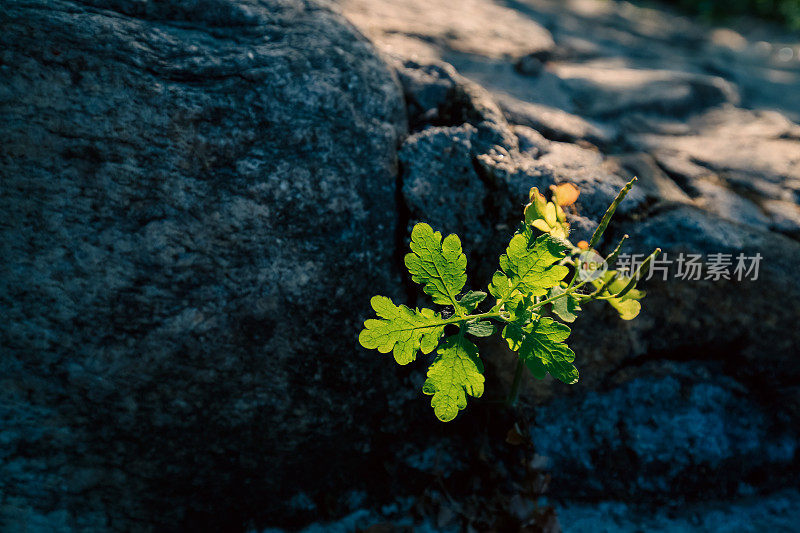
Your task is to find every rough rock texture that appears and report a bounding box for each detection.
[337,0,800,528]
[533,365,797,498]
[0,0,404,530]
[4,0,800,530]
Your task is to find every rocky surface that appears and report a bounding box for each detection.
[336,0,800,529]
[1,0,404,530]
[3,0,800,530]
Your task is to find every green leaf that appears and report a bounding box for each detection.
[457,290,487,314]
[508,317,578,384]
[549,285,581,323]
[607,297,641,320]
[404,223,468,311]
[489,234,569,304]
[465,320,495,337]
[422,332,484,421]
[590,271,644,320]
[359,296,446,365]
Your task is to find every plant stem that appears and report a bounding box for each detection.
[411,277,598,332]
[420,311,503,329]
[530,278,592,310]
[507,356,525,406]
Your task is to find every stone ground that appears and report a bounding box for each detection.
[270,0,800,530]
[3,0,800,530]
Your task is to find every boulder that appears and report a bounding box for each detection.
[0,0,404,529]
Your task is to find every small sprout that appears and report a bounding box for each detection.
[359,179,659,421]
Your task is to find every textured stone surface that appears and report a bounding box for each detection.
[532,366,797,498]
[338,0,800,527]
[0,0,404,530]
[4,0,800,530]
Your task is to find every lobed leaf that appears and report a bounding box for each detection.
[548,285,581,323]
[359,296,446,365]
[404,223,468,311]
[489,233,569,304]
[503,317,578,384]
[457,290,487,314]
[422,333,485,421]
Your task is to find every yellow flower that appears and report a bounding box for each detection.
[525,185,573,239]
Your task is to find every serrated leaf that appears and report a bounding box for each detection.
[404,223,468,310]
[506,317,578,384]
[465,320,495,337]
[549,285,581,323]
[422,333,484,421]
[359,296,446,365]
[489,233,569,304]
[457,290,487,314]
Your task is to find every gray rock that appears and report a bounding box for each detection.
[620,204,800,381]
[628,108,800,205]
[514,54,547,77]
[532,366,797,498]
[400,124,491,246]
[554,64,740,118]
[497,95,617,147]
[339,0,554,61]
[558,489,800,532]
[692,179,771,229]
[0,0,404,529]
[607,153,693,205]
[763,199,800,238]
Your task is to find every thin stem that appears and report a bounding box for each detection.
[507,356,525,407]
[582,271,619,300]
[530,278,592,310]
[411,275,599,333]
[565,257,581,289]
[417,310,503,329]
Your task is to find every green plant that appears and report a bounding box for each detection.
[358,178,660,422]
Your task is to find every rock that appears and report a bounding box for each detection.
[691,179,770,229]
[628,108,800,205]
[497,96,616,147]
[532,364,797,499]
[553,63,740,118]
[620,204,800,380]
[340,0,554,61]
[0,0,404,529]
[514,53,548,77]
[762,199,800,238]
[558,489,800,532]
[606,153,692,205]
[400,124,492,251]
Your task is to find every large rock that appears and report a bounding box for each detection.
[0,0,404,529]
[380,44,800,520]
